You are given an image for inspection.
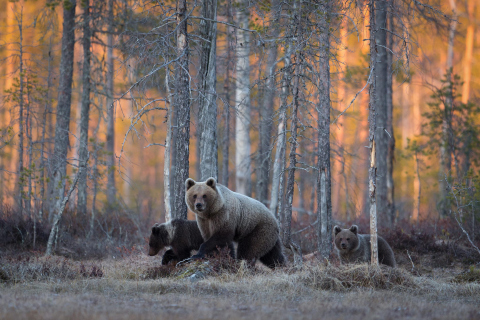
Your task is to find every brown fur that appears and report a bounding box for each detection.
[185,177,285,268]
[148,219,204,265]
[333,225,396,267]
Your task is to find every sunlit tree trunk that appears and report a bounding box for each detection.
[461,0,475,104]
[172,0,190,219]
[199,0,218,181]
[106,0,116,205]
[235,0,252,196]
[77,0,92,214]
[317,0,332,259]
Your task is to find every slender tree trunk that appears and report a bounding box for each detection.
[15,11,25,214]
[413,150,421,223]
[164,69,172,222]
[172,0,190,219]
[77,0,92,214]
[270,54,290,219]
[39,36,54,219]
[199,0,218,181]
[332,18,347,217]
[89,118,102,238]
[256,8,280,205]
[221,0,234,187]
[369,0,379,266]
[386,2,395,225]
[47,0,77,219]
[235,0,252,196]
[106,0,116,205]
[374,0,389,228]
[461,0,475,104]
[317,0,332,259]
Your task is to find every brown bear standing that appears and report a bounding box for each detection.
[334,225,396,267]
[148,219,204,265]
[185,177,285,268]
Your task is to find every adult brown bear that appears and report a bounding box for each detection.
[185,177,285,268]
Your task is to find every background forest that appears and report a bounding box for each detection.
[0,0,479,259]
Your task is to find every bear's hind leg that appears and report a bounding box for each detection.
[259,238,285,269]
[237,224,278,263]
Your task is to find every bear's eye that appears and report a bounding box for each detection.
[347,238,350,241]
[203,195,207,199]
[193,195,197,199]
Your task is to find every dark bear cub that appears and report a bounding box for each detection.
[334,225,396,267]
[148,219,204,265]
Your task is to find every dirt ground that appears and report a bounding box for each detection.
[1,254,479,320]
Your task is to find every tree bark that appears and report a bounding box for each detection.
[461,0,475,104]
[374,0,389,228]
[235,0,252,196]
[15,12,25,214]
[386,1,395,225]
[47,0,76,218]
[270,54,290,219]
[106,0,116,205]
[77,0,92,214]
[199,0,218,181]
[316,0,332,259]
[172,0,190,219]
[369,0,379,266]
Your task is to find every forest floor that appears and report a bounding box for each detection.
[1,249,480,320]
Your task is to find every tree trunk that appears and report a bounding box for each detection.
[47,0,76,218]
[198,0,218,181]
[316,0,332,259]
[15,13,25,214]
[221,0,234,187]
[164,69,172,222]
[235,0,252,196]
[374,0,389,228]
[106,0,116,205]
[270,54,290,219]
[369,0,379,266]
[172,0,190,219]
[332,18,347,217]
[256,11,279,205]
[461,0,475,104]
[77,0,92,214]
[386,2,395,225]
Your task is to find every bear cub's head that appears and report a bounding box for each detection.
[148,223,170,256]
[334,225,360,252]
[185,177,222,217]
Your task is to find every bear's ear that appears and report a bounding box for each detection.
[349,225,358,235]
[206,177,217,189]
[185,178,196,191]
[334,225,342,236]
[152,224,160,235]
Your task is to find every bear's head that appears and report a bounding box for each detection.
[185,177,224,218]
[334,225,359,253]
[148,223,170,256]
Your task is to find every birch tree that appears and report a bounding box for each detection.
[235,0,252,196]
[47,0,77,219]
[198,0,218,181]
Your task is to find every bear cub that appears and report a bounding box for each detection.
[148,219,204,265]
[334,225,396,267]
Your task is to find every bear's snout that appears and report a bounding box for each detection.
[195,203,204,210]
[341,243,347,249]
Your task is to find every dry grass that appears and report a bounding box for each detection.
[1,253,480,320]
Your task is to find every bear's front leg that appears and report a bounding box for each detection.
[191,231,235,259]
[161,249,178,265]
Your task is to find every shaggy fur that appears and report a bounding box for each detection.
[334,225,396,267]
[148,219,204,265]
[185,177,285,268]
